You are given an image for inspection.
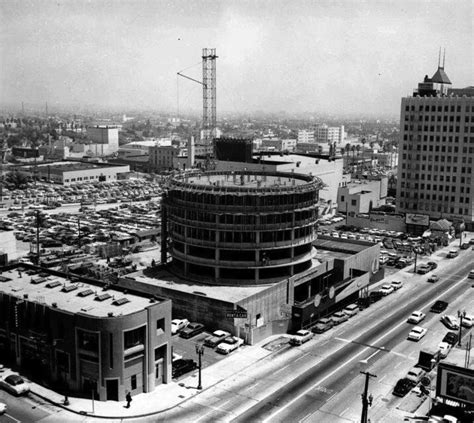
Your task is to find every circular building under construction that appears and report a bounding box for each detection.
[161,170,324,285]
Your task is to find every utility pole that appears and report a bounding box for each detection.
[458,309,466,346]
[360,371,377,423]
[36,210,41,265]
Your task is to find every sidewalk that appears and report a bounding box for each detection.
[16,233,474,420]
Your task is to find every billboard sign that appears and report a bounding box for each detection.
[436,362,474,405]
[405,213,430,226]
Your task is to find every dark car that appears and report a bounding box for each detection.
[369,291,384,303]
[461,243,470,250]
[427,261,438,270]
[387,257,399,266]
[179,322,205,339]
[172,359,197,378]
[430,300,449,313]
[442,331,459,346]
[416,264,431,274]
[392,378,416,397]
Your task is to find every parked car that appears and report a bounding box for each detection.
[440,315,460,330]
[407,311,426,324]
[379,255,389,265]
[379,284,395,296]
[391,280,403,291]
[427,261,438,270]
[408,326,427,341]
[0,401,6,415]
[171,319,189,335]
[312,318,334,334]
[369,290,384,303]
[290,329,314,346]
[430,300,449,313]
[468,270,474,280]
[0,374,30,396]
[428,274,440,283]
[172,359,197,378]
[392,378,416,397]
[438,341,452,358]
[204,330,231,348]
[442,332,459,346]
[460,242,470,250]
[179,322,205,339]
[331,311,349,325]
[216,336,244,354]
[405,366,426,383]
[343,303,359,317]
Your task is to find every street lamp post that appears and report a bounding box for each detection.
[195,343,204,390]
[458,310,466,346]
[360,371,377,423]
[459,222,465,248]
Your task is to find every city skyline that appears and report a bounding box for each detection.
[1,0,472,117]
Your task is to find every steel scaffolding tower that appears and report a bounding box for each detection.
[202,48,217,144]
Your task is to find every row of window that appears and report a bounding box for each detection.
[403,124,474,133]
[404,104,474,113]
[402,144,474,155]
[400,174,471,185]
[401,153,474,162]
[403,135,474,143]
[400,201,469,215]
[400,191,471,203]
[405,114,474,123]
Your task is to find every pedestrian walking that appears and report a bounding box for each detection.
[125,391,132,408]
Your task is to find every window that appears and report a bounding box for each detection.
[124,326,145,350]
[109,333,113,369]
[131,375,137,390]
[77,329,99,352]
[340,195,345,202]
[351,199,357,206]
[156,318,165,336]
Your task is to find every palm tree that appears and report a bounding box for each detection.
[361,138,366,169]
[351,145,356,167]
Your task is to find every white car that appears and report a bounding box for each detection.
[461,314,474,328]
[379,284,394,296]
[171,318,190,335]
[407,311,426,324]
[0,374,30,396]
[408,326,427,341]
[438,341,452,358]
[0,402,6,415]
[391,280,403,290]
[290,329,314,346]
[216,336,244,354]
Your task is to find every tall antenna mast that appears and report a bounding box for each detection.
[202,48,217,146]
[442,48,446,68]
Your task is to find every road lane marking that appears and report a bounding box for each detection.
[366,349,381,361]
[262,273,469,423]
[4,414,21,423]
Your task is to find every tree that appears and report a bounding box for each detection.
[5,170,28,190]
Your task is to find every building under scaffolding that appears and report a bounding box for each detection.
[161,170,324,285]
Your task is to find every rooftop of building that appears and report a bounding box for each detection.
[184,172,307,188]
[0,265,158,317]
[20,161,129,172]
[314,237,375,257]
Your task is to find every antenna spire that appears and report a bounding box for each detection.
[442,48,446,68]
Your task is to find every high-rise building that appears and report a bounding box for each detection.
[396,63,474,229]
[316,124,345,144]
[297,129,315,144]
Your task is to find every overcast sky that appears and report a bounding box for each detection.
[1,0,472,117]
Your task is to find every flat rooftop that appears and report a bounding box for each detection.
[314,238,374,256]
[185,173,307,188]
[0,267,155,317]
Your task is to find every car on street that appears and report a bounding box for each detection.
[461,314,474,328]
[391,280,404,291]
[408,326,427,341]
[312,318,334,334]
[290,329,314,346]
[442,332,459,346]
[438,341,452,358]
[179,322,205,339]
[171,318,190,335]
[343,303,359,317]
[440,315,460,330]
[331,311,349,325]
[417,264,432,274]
[427,274,440,283]
[447,249,459,258]
[407,311,426,324]
[0,401,6,415]
[379,255,389,265]
[427,261,438,270]
[392,378,416,397]
[369,290,384,303]
[405,366,426,383]
[468,270,474,280]
[379,284,395,295]
[430,300,449,313]
[0,374,30,396]
[216,336,244,354]
[172,359,197,378]
[204,330,231,347]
